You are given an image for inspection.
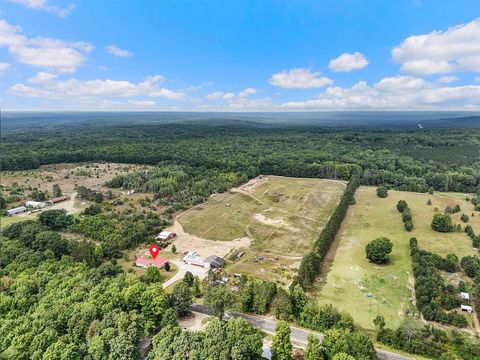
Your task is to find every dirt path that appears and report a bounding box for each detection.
[48,192,79,214]
[472,300,480,335]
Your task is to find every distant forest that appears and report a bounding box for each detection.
[2,117,480,194]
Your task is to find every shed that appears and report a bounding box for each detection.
[7,206,28,216]
[183,251,207,267]
[26,200,46,208]
[48,196,70,204]
[156,231,177,241]
[460,292,470,301]
[204,255,225,269]
[135,257,169,269]
[461,305,473,313]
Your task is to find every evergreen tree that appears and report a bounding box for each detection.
[271,320,292,360]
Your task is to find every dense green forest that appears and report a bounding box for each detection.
[2,119,480,359]
[2,123,480,194]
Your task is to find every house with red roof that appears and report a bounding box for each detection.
[135,257,169,269]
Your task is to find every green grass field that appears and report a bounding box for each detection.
[179,176,346,282]
[315,186,479,331]
[1,213,36,229]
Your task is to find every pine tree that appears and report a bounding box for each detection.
[304,334,322,360]
[271,320,292,360]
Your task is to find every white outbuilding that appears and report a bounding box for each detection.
[25,200,46,209]
[7,206,28,216]
[460,292,470,301]
[461,305,473,313]
[156,231,176,241]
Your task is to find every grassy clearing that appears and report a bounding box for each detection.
[179,176,346,256]
[0,213,36,229]
[179,176,346,283]
[315,186,479,331]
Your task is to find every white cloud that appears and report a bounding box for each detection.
[206,91,235,100]
[270,68,333,89]
[0,19,92,73]
[187,81,214,92]
[392,17,480,75]
[9,74,185,100]
[127,100,156,107]
[28,71,57,83]
[280,75,480,110]
[0,62,11,74]
[7,0,75,18]
[238,87,257,97]
[106,44,133,58]
[438,76,458,83]
[329,52,368,72]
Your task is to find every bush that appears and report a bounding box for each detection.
[396,200,408,212]
[365,237,393,264]
[431,214,455,232]
[376,186,388,198]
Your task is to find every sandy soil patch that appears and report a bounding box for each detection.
[168,219,251,258]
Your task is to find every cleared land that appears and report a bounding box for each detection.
[178,176,346,283]
[316,186,479,331]
[1,163,151,228]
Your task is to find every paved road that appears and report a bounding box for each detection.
[191,304,414,360]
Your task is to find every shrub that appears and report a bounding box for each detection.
[431,214,455,232]
[376,186,388,198]
[396,200,408,212]
[365,237,393,264]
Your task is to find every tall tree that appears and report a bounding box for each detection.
[271,320,292,360]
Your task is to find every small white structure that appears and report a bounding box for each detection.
[461,305,473,313]
[183,251,208,268]
[460,292,470,301]
[7,206,28,216]
[156,231,176,241]
[25,200,46,209]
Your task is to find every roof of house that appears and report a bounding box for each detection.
[204,255,225,268]
[49,196,69,203]
[460,292,470,300]
[183,251,205,264]
[136,257,168,268]
[157,231,175,239]
[7,206,27,214]
[461,304,473,311]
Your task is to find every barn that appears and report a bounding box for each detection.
[7,206,28,216]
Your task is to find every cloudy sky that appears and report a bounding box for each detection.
[1,0,479,111]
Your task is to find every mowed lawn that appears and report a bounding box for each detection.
[316,186,479,331]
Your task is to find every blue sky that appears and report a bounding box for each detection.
[1,0,479,111]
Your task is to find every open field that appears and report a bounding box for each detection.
[177,176,346,282]
[316,186,479,331]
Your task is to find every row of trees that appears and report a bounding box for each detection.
[396,200,414,231]
[295,176,360,289]
[410,238,468,327]
[465,224,480,248]
[375,316,480,359]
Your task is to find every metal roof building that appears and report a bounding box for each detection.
[7,206,28,216]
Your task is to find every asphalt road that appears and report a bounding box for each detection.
[191,304,414,360]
